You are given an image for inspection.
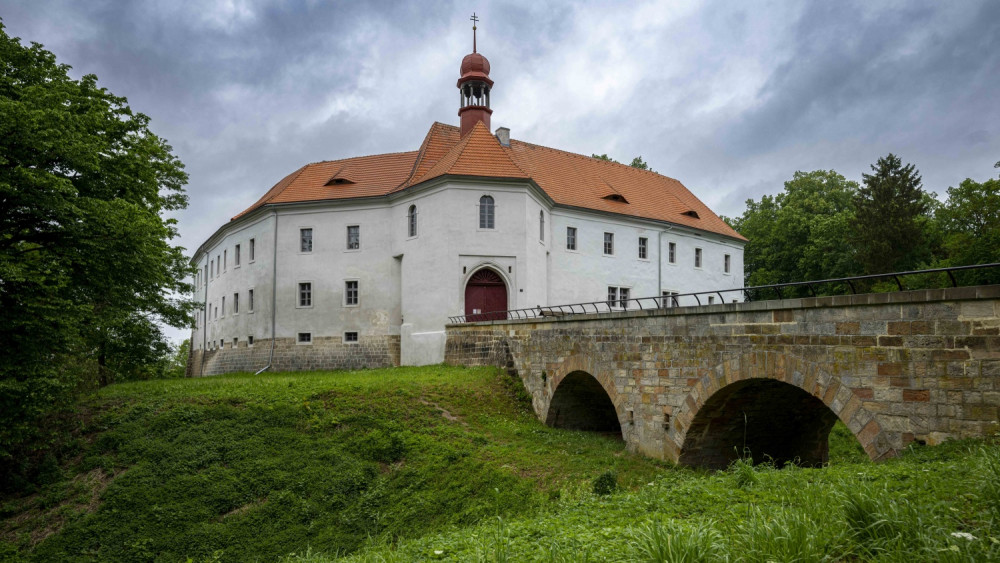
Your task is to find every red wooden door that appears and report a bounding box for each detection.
[465,269,507,321]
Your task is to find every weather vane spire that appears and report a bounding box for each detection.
[470,12,479,53]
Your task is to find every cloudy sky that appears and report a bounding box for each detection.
[3,0,999,340]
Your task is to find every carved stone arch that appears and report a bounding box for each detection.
[462,263,512,321]
[541,354,629,441]
[666,350,894,468]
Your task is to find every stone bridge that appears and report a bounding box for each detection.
[444,286,1000,468]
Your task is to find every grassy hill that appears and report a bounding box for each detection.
[2,365,998,562]
[0,366,666,562]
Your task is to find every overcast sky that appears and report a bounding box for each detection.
[3,0,999,342]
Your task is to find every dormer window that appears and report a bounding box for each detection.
[325,177,355,186]
[682,210,700,219]
[602,194,629,204]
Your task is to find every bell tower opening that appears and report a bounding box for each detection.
[458,13,493,137]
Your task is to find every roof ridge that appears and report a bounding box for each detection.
[510,138,682,183]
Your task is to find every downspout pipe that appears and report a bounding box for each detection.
[657,225,675,304]
[255,209,279,375]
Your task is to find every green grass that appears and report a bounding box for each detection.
[0,366,665,562]
[315,438,1000,562]
[3,365,998,562]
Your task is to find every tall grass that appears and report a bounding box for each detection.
[630,518,724,563]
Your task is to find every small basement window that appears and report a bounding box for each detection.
[344,331,359,343]
[233,337,238,347]
[248,335,254,347]
[297,332,312,344]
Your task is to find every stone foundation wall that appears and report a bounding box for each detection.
[187,335,400,376]
[445,285,1000,466]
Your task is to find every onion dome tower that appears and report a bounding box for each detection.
[458,13,493,138]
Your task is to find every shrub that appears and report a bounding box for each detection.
[592,471,617,496]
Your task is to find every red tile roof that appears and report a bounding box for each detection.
[232,121,745,241]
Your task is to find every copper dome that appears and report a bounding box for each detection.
[460,52,490,76]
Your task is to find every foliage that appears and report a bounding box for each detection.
[591,153,656,172]
[0,21,192,488]
[936,176,1000,284]
[591,471,617,496]
[852,154,935,274]
[724,170,858,292]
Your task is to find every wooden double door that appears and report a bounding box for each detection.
[464,268,508,321]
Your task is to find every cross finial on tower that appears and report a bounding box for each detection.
[470,12,479,53]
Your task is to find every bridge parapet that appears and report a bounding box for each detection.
[445,285,1000,467]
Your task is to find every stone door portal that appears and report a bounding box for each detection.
[464,268,507,321]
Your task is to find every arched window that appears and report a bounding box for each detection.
[539,210,545,241]
[479,195,495,229]
[408,205,417,237]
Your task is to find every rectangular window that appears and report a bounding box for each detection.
[566,226,577,250]
[708,296,715,304]
[221,296,225,316]
[346,225,360,250]
[223,249,227,271]
[235,244,241,266]
[539,212,545,241]
[210,259,214,278]
[233,292,239,314]
[214,305,218,320]
[300,228,313,252]
[217,254,221,274]
[204,266,208,283]
[603,232,614,255]
[345,280,359,306]
[233,337,238,347]
[607,286,629,309]
[248,335,254,347]
[724,254,731,274]
[249,238,255,262]
[248,289,254,312]
[661,290,679,308]
[344,331,359,343]
[695,247,703,268]
[668,242,676,264]
[638,237,648,259]
[298,282,312,307]
[297,332,312,344]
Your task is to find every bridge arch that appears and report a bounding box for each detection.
[545,370,623,436]
[669,351,893,469]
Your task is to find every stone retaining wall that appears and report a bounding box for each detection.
[187,335,400,376]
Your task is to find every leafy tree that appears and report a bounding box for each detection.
[936,176,1000,284]
[0,21,192,485]
[628,156,654,172]
[851,154,934,274]
[724,170,858,292]
[591,153,656,172]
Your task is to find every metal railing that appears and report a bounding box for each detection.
[447,263,1000,324]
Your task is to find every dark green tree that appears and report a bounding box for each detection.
[0,22,193,483]
[936,176,1000,284]
[724,170,858,292]
[851,154,933,274]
